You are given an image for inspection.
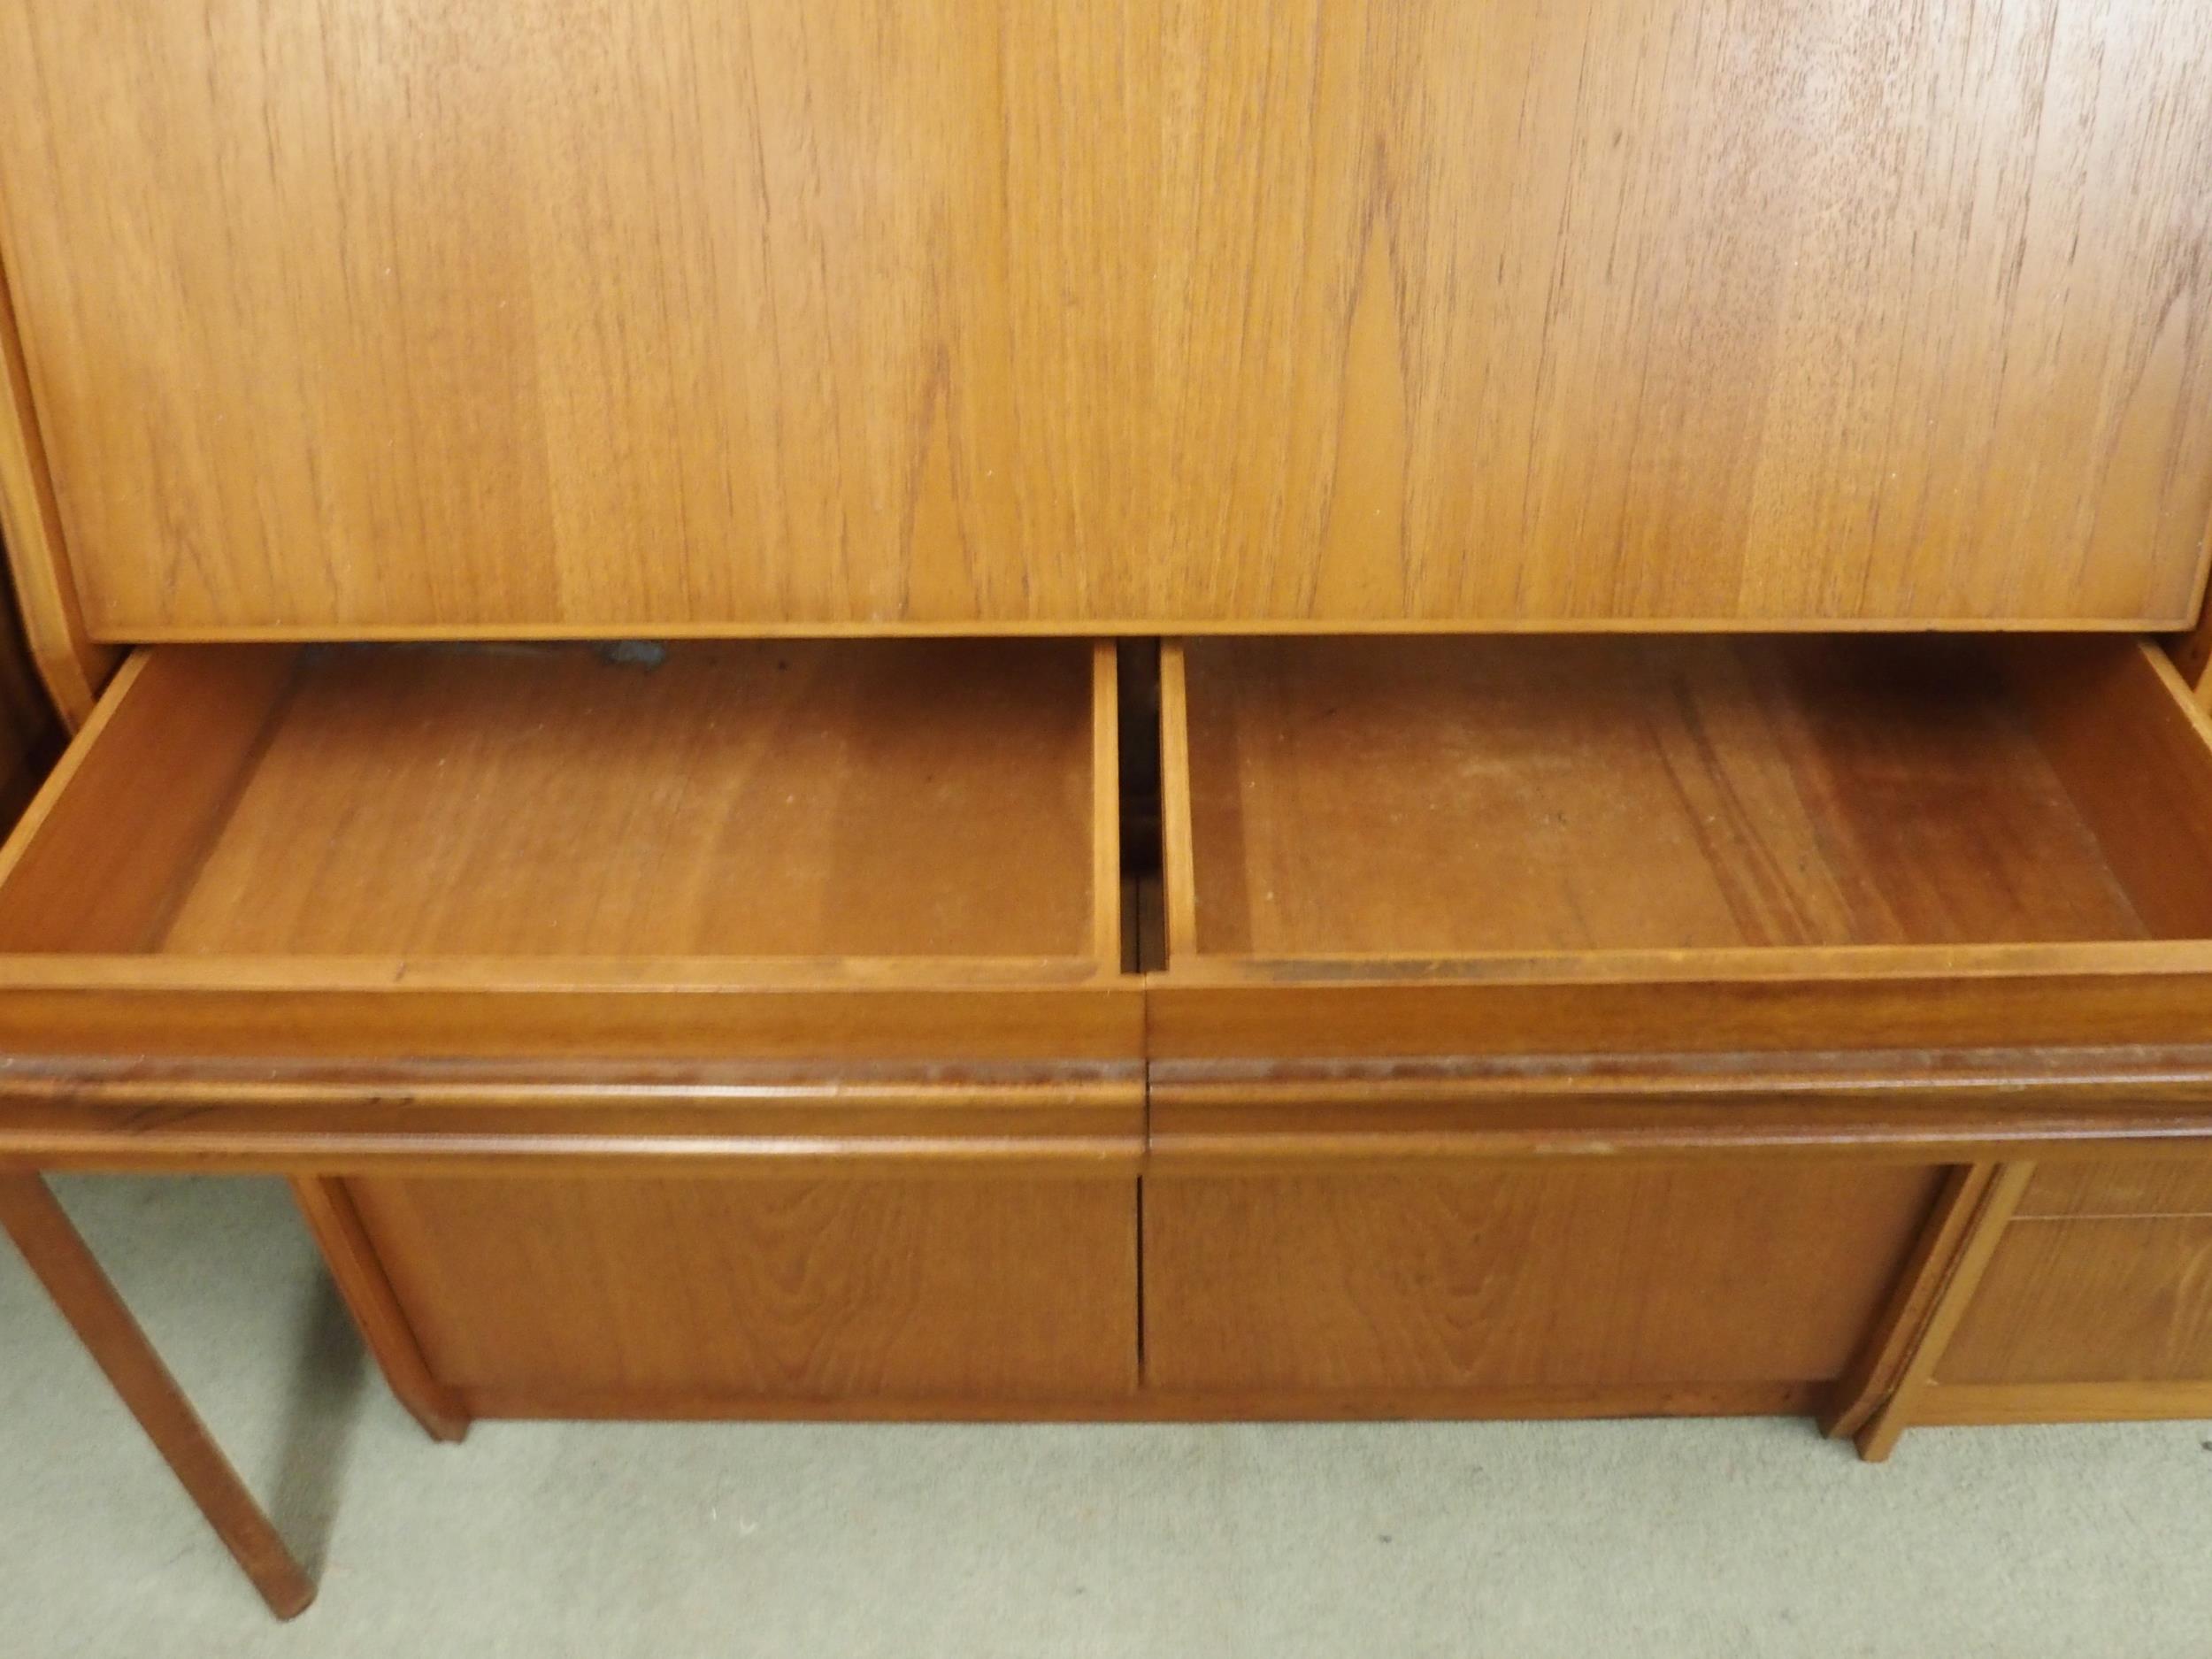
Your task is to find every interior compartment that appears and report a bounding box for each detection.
[0,640,1118,967]
[1164,634,2212,963]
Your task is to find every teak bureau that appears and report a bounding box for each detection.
[4,0,2212,1580]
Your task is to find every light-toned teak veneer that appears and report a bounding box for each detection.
[3,2,2210,634]
[0,0,2211,1535]
[1156,634,2212,1065]
[0,261,112,726]
[0,639,1142,1422]
[1149,634,2212,1432]
[1852,1156,2212,1453]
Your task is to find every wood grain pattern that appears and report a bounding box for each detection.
[0,1058,1144,1176]
[1141,1164,1941,1394]
[0,649,296,953]
[0,971,1145,1066]
[1149,957,2212,1065]
[1141,0,2212,629]
[0,640,1139,1067]
[1153,632,2212,1067]
[0,638,1106,961]
[2,1,2208,634]
[0,1172,315,1619]
[1146,1052,2212,1170]
[2002,639,2212,940]
[1936,1215,2212,1386]
[349,1174,1139,1405]
[1177,636,2171,958]
[0,256,112,722]
[154,641,1098,959]
[2017,1158,2212,1219]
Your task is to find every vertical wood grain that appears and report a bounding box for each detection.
[0,1,2206,632]
[345,1174,1141,1407]
[0,248,112,720]
[1143,1164,1944,1396]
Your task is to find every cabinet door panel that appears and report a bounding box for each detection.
[1143,1164,1940,1394]
[2017,1161,2212,1220]
[350,1174,1139,1409]
[1939,1217,2212,1386]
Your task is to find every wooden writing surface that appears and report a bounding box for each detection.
[1,0,2208,635]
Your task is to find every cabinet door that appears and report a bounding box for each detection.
[1142,1164,1941,1403]
[347,1173,1140,1414]
[1938,1217,2212,1387]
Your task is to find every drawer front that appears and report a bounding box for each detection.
[2016,1159,2212,1220]
[1938,1217,2212,1386]
[1141,1164,1941,1395]
[348,1174,1139,1409]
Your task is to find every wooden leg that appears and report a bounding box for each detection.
[290,1178,470,1443]
[0,1172,316,1620]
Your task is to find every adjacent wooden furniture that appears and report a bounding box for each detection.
[0,11,2209,1600]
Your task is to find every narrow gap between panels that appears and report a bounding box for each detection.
[1118,638,1166,974]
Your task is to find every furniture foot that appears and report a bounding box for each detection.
[0,1171,316,1620]
[1854,1402,1908,1463]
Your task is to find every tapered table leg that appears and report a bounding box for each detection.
[0,1172,316,1621]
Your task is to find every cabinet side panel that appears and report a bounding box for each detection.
[0,244,111,719]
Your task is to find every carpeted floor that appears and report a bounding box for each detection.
[3,1177,2208,1658]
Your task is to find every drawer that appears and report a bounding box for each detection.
[1936,1216,2212,1386]
[0,639,1142,1408]
[1151,634,2212,1156]
[2016,1159,2212,1219]
[0,639,1141,1159]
